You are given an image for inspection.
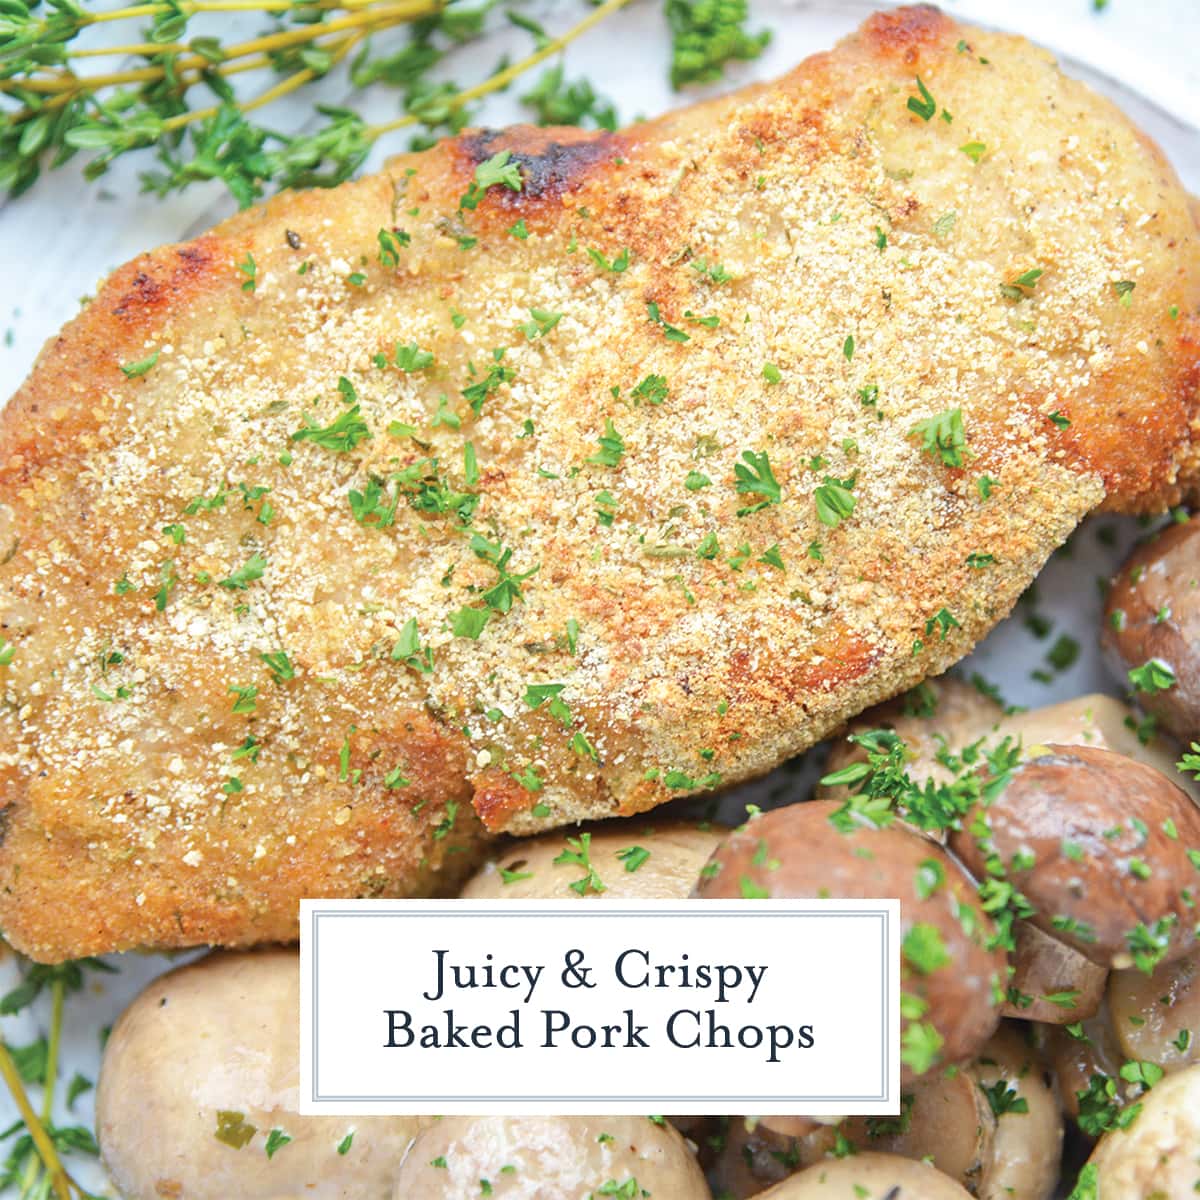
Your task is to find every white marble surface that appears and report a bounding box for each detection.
[0,1,1197,1194]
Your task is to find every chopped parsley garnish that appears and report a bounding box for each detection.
[762,362,782,384]
[239,253,257,293]
[666,0,770,88]
[902,923,950,974]
[218,552,267,591]
[587,246,630,273]
[1076,1074,1141,1136]
[758,544,785,570]
[462,352,515,416]
[470,534,538,613]
[690,257,731,284]
[646,301,689,343]
[616,846,651,873]
[120,350,159,378]
[1129,659,1176,694]
[910,408,966,467]
[520,308,562,340]
[1000,267,1044,301]
[734,450,782,515]
[377,227,409,267]
[906,76,937,121]
[959,141,986,162]
[925,607,960,641]
[392,618,434,674]
[264,1129,292,1159]
[292,386,372,453]
[901,1020,943,1075]
[1113,280,1136,306]
[631,374,668,405]
[553,833,606,896]
[813,476,855,528]
[981,1079,1029,1117]
[394,341,434,372]
[460,150,523,210]
[586,420,625,468]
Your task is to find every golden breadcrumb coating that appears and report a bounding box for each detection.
[2,6,1199,960]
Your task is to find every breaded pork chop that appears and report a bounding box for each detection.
[2,6,1199,961]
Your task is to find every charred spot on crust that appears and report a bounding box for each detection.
[860,4,954,62]
[111,242,215,321]
[458,126,621,205]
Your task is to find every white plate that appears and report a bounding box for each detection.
[0,2,1197,1194]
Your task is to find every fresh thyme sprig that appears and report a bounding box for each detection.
[0,959,115,1199]
[0,0,770,204]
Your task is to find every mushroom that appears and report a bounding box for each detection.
[1082,1063,1200,1197]
[1040,1007,1138,1122]
[96,949,423,1200]
[706,1118,837,1200]
[391,1116,711,1198]
[1108,946,1200,1072]
[1102,517,1200,742]
[840,1071,995,1193]
[692,802,1006,1083]
[460,819,724,900]
[824,687,1199,805]
[818,677,1003,808]
[745,1152,974,1199]
[948,745,1200,971]
[1003,921,1108,1025]
[971,1025,1063,1200]
[712,1071,1003,1197]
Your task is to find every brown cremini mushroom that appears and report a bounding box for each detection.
[1004,921,1108,1024]
[949,745,1200,971]
[1102,517,1200,742]
[693,802,1006,1083]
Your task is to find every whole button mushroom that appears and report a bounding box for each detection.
[1102,517,1200,742]
[391,1116,711,1199]
[1082,1063,1200,1198]
[949,745,1200,972]
[1108,946,1200,1072]
[461,820,724,900]
[971,1025,1062,1200]
[692,802,1006,1083]
[745,1152,974,1199]
[97,949,425,1200]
